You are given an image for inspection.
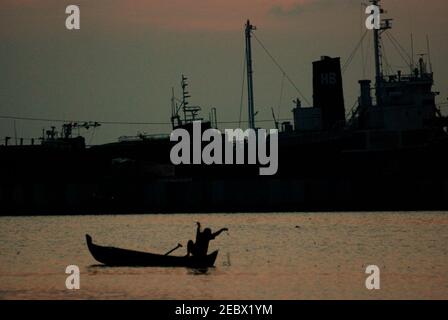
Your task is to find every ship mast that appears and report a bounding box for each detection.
[371,0,392,105]
[245,20,256,129]
[373,0,382,85]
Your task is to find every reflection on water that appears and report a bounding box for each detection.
[186,268,212,276]
[0,212,447,299]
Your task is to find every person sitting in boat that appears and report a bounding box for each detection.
[186,222,228,257]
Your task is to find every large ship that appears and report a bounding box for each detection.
[1,0,448,214]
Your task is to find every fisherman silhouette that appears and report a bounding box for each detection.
[186,222,228,257]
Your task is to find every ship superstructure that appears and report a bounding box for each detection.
[1,0,447,214]
[279,0,447,154]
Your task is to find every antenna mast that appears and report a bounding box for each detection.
[181,75,201,123]
[170,87,180,129]
[411,33,415,72]
[426,35,433,73]
[181,75,190,123]
[371,0,392,105]
[245,20,256,129]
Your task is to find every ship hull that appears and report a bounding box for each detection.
[1,128,448,215]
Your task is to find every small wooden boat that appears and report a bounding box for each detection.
[85,234,218,267]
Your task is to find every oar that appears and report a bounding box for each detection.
[164,243,183,256]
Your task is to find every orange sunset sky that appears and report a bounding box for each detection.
[1,0,447,143]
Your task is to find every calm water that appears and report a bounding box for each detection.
[0,212,447,300]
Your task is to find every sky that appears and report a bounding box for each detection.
[1,0,448,144]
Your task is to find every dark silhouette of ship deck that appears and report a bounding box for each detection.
[1,0,448,215]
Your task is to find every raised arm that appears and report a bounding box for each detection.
[212,228,228,238]
[196,222,202,240]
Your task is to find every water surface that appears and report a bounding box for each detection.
[0,212,447,299]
